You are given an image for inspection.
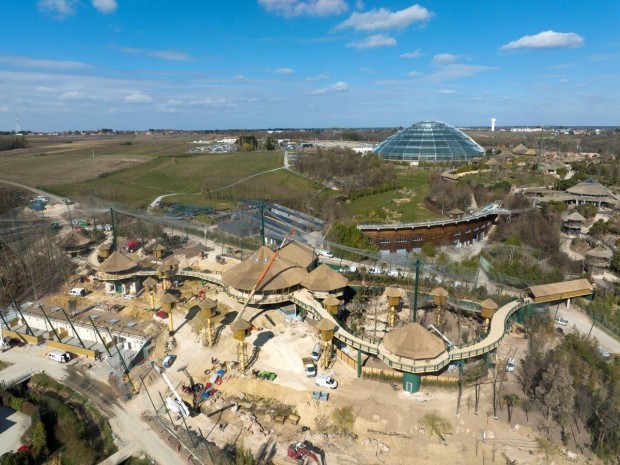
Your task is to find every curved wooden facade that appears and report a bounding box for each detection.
[358,212,498,253]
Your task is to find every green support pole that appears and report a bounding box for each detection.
[59,307,87,349]
[89,317,113,358]
[14,303,35,337]
[110,208,117,252]
[38,305,61,342]
[65,199,74,231]
[356,349,362,379]
[412,259,420,323]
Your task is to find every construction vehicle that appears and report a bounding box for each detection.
[235,229,295,321]
[151,362,191,418]
[287,441,323,465]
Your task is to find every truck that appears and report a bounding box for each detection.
[302,357,316,377]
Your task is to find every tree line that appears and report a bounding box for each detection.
[0,135,27,152]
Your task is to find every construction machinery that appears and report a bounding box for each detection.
[287,441,323,465]
[151,362,190,418]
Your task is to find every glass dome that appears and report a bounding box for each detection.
[373,120,485,162]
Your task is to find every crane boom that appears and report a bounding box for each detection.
[236,230,294,320]
[151,362,190,418]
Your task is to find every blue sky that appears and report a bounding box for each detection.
[0,0,619,131]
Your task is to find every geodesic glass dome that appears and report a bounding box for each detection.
[373,120,485,162]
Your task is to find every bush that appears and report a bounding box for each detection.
[9,396,24,412]
[331,406,355,434]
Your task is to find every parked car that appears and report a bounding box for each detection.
[311,343,322,362]
[315,375,338,389]
[48,350,70,363]
[554,317,569,326]
[506,358,516,372]
[318,249,334,258]
[162,354,177,368]
[68,287,88,297]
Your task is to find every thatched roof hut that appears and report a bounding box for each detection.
[98,251,138,274]
[301,264,348,292]
[279,241,316,269]
[383,323,445,360]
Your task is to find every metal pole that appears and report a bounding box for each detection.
[413,259,420,323]
[59,307,86,349]
[106,327,130,373]
[65,199,74,231]
[14,303,35,336]
[89,316,113,358]
[260,204,265,246]
[140,374,158,413]
[158,391,176,426]
[110,208,117,252]
[38,305,61,342]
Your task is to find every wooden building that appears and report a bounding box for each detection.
[526,278,593,304]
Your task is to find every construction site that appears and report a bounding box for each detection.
[0,192,610,465]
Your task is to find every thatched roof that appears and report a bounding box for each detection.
[430,287,449,297]
[160,292,178,304]
[230,318,251,332]
[163,256,179,266]
[524,148,538,156]
[512,143,528,155]
[527,279,593,299]
[449,208,464,215]
[153,243,166,251]
[480,298,499,310]
[99,243,111,251]
[323,295,342,307]
[383,323,446,360]
[221,246,307,292]
[58,231,92,249]
[565,211,586,222]
[316,318,337,332]
[279,240,316,269]
[301,264,348,292]
[199,298,217,310]
[485,158,500,167]
[384,286,404,298]
[566,180,616,198]
[586,245,613,259]
[143,277,159,288]
[98,251,138,274]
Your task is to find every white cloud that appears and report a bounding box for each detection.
[125,93,153,103]
[0,55,89,69]
[119,47,194,62]
[355,0,364,9]
[58,91,90,100]
[347,34,396,49]
[233,75,248,81]
[35,86,57,94]
[92,0,117,14]
[0,106,9,112]
[258,0,348,17]
[431,53,458,66]
[306,73,329,81]
[431,64,496,79]
[38,0,76,18]
[407,71,421,78]
[337,4,432,32]
[274,68,295,75]
[167,99,184,105]
[436,89,456,94]
[501,30,584,50]
[400,50,423,58]
[309,81,349,95]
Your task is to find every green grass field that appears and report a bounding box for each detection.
[348,169,436,223]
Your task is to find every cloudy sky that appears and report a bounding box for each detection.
[0,0,619,131]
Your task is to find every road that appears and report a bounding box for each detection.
[0,347,186,465]
[0,179,64,204]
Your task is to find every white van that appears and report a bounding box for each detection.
[318,250,334,258]
[68,288,87,297]
[48,351,70,363]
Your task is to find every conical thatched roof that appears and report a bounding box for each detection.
[301,264,348,292]
[163,256,179,266]
[430,287,449,297]
[485,158,500,167]
[98,251,138,274]
[586,245,613,259]
[230,318,251,332]
[316,318,337,332]
[160,292,178,304]
[199,298,217,310]
[383,322,446,360]
[279,240,316,269]
[143,277,159,288]
[480,298,499,310]
[565,211,586,222]
[58,230,92,249]
[512,143,528,155]
[384,286,404,298]
[525,148,538,156]
[448,208,464,215]
[323,295,341,307]
[222,246,307,292]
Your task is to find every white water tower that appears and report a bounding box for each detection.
[491,118,496,132]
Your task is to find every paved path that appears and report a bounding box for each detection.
[0,348,186,465]
[0,405,31,455]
